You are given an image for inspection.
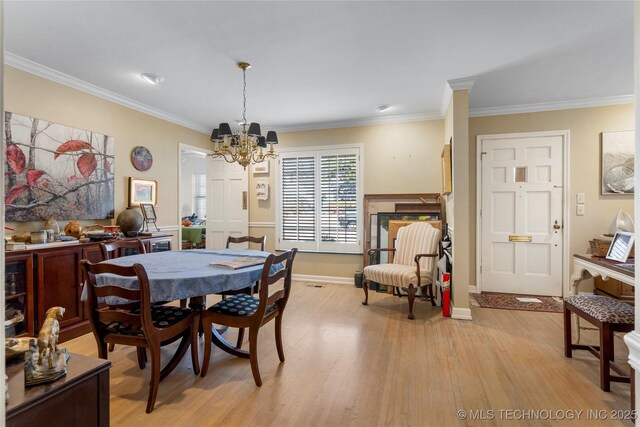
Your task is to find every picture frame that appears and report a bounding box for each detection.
[255,179,269,200]
[128,177,157,207]
[252,160,269,175]
[140,203,157,221]
[601,130,634,195]
[606,231,635,262]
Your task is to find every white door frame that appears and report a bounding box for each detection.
[178,143,212,248]
[475,130,571,295]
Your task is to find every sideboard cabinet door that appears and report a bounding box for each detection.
[35,247,84,336]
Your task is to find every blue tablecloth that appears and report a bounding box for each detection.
[83,249,276,304]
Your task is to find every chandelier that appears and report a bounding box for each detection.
[209,62,278,169]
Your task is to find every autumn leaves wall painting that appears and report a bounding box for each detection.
[4,112,115,222]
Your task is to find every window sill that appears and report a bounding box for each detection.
[275,249,362,256]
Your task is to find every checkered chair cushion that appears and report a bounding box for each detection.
[207,293,276,317]
[363,222,440,288]
[105,305,194,336]
[564,295,634,324]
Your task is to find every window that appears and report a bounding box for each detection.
[277,145,362,253]
[193,173,206,218]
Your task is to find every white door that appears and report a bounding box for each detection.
[480,132,565,296]
[206,158,248,248]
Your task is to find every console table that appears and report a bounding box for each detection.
[570,254,635,341]
[6,353,111,427]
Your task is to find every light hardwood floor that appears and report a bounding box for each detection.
[64,283,633,426]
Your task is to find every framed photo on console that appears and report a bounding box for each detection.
[606,231,635,262]
[140,203,159,231]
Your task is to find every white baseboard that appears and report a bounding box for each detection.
[451,307,473,320]
[468,285,478,294]
[292,274,353,285]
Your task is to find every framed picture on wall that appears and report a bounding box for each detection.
[601,130,634,195]
[252,160,269,174]
[128,177,157,207]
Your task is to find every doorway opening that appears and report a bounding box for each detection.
[179,145,208,250]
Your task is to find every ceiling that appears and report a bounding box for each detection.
[4,1,634,134]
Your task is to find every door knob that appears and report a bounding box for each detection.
[553,220,562,230]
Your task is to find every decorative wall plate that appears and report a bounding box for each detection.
[131,146,153,171]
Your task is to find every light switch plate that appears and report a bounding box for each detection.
[576,193,585,204]
[576,204,585,216]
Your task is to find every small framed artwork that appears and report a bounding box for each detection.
[601,130,634,195]
[606,231,635,262]
[128,177,157,207]
[256,179,269,200]
[252,160,269,175]
[140,203,157,221]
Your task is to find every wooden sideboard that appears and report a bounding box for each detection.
[6,353,111,427]
[5,234,172,343]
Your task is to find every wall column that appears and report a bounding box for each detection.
[444,77,476,320]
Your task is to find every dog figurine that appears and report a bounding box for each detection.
[37,306,65,369]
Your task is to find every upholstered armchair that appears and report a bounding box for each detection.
[362,221,441,319]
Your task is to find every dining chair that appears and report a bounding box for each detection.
[81,260,200,413]
[100,238,147,259]
[200,248,297,386]
[219,235,267,348]
[362,221,441,319]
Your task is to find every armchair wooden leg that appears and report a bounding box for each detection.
[407,284,416,320]
[249,328,262,387]
[136,347,147,369]
[201,318,213,378]
[428,283,436,306]
[362,279,369,306]
[275,312,285,362]
[146,347,161,414]
[236,328,245,349]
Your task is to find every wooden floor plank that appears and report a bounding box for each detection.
[63,283,633,426]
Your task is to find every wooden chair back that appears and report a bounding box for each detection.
[100,239,147,260]
[81,260,154,332]
[255,248,297,318]
[226,235,266,251]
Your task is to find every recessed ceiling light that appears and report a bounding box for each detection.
[140,73,164,85]
[377,105,389,112]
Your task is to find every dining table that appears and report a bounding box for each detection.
[83,248,275,309]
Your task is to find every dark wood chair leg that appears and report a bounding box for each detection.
[200,318,213,378]
[428,283,435,306]
[609,328,615,362]
[362,279,369,306]
[236,328,245,349]
[136,347,147,369]
[563,305,572,358]
[249,328,262,387]
[275,312,285,362]
[108,343,115,352]
[190,316,200,375]
[407,284,416,320]
[97,340,108,360]
[146,346,161,414]
[600,322,612,392]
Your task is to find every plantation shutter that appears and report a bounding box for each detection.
[320,153,358,245]
[281,155,316,246]
[277,146,361,253]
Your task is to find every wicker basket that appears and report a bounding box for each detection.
[589,239,611,257]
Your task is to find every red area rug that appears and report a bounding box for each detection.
[470,292,563,313]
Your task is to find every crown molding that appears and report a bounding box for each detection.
[447,77,477,92]
[4,52,210,134]
[270,112,442,133]
[469,94,634,118]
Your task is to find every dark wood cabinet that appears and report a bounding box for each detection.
[4,234,173,343]
[35,247,86,341]
[6,353,111,427]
